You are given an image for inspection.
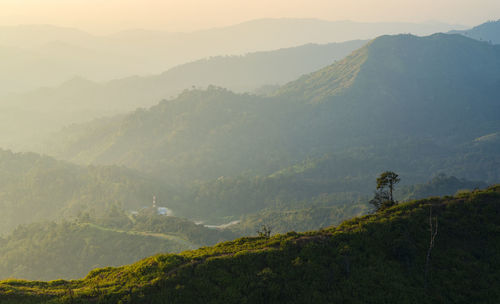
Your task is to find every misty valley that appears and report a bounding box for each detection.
[0,15,500,304]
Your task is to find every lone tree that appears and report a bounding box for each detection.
[257,224,272,238]
[370,171,401,211]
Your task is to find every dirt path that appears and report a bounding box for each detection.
[82,223,198,249]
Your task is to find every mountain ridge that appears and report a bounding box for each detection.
[450,19,500,44]
[45,33,500,186]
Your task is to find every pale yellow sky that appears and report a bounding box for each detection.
[1,0,499,33]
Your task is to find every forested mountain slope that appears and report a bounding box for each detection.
[2,185,499,303]
[47,34,500,190]
[1,40,366,152]
[450,19,500,44]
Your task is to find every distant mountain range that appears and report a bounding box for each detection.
[45,33,500,186]
[451,19,500,44]
[0,40,366,151]
[5,40,367,112]
[0,19,464,94]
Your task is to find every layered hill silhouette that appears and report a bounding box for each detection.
[450,19,500,44]
[2,185,499,303]
[0,19,461,94]
[47,34,500,187]
[1,40,365,151]
[5,40,366,112]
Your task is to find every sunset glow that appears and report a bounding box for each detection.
[1,0,499,33]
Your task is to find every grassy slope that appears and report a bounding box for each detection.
[2,185,500,303]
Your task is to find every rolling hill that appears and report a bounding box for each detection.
[0,19,462,94]
[2,185,499,303]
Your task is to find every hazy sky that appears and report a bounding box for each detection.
[1,0,499,33]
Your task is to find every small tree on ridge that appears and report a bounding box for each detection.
[370,171,400,211]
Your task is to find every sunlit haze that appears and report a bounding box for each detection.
[1,0,500,300]
[1,0,499,33]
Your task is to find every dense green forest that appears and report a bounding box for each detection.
[2,185,499,303]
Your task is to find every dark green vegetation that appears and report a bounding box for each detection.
[43,34,500,227]
[1,185,499,303]
[451,19,500,44]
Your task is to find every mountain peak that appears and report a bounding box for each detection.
[277,33,500,103]
[450,19,500,44]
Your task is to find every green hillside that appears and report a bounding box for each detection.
[278,33,500,141]
[2,185,499,303]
